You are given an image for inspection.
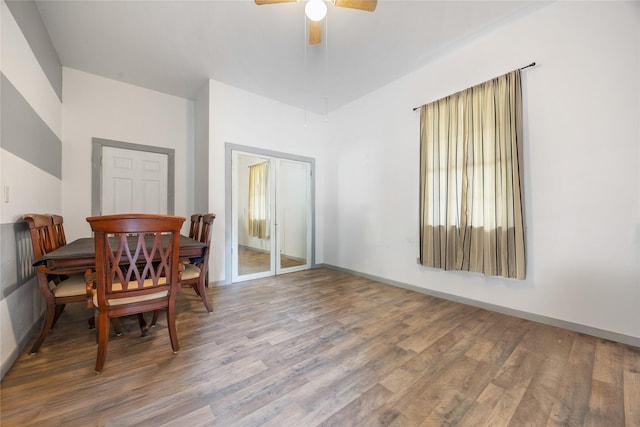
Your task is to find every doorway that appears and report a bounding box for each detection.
[226,144,315,283]
[91,138,175,216]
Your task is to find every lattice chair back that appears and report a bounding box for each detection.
[86,213,186,372]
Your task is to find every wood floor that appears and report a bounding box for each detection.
[1,268,638,426]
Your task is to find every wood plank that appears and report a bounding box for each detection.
[623,369,640,425]
[546,336,597,426]
[507,351,567,426]
[623,345,640,425]
[317,383,394,426]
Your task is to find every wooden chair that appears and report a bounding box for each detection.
[188,213,203,239]
[181,213,216,312]
[85,213,185,373]
[23,214,87,354]
[49,214,67,247]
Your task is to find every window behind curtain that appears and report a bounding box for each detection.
[419,70,526,279]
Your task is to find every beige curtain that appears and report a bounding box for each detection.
[419,70,525,279]
[248,162,270,239]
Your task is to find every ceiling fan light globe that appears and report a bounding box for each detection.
[305,0,327,22]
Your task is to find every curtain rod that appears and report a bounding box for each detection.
[412,62,536,112]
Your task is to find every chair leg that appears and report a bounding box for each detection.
[137,313,148,337]
[51,304,66,329]
[196,277,213,313]
[191,283,201,297]
[167,301,179,353]
[111,318,122,336]
[29,301,56,354]
[95,312,110,373]
[94,311,99,343]
[150,310,160,327]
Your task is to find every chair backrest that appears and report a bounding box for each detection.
[86,214,185,308]
[23,214,59,260]
[49,214,67,247]
[188,214,203,240]
[197,214,216,272]
[199,214,216,246]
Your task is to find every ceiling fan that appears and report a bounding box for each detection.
[255,0,377,45]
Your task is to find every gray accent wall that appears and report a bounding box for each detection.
[0,221,33,303]
[5,0,62,100]
[1,73,62,178]
[1,1,62,379]
[193,83,210,213]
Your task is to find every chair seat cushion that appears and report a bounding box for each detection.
[93,289,169,307]
[181,263,201,281]
[93,278,169,307]
[110,277,167,291]
[53,274,87,297]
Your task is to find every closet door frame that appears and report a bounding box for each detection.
[225,143,316,284]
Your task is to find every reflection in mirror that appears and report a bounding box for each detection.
[237,154,271,276]
[233,151,311,281]
[278,160,308,270]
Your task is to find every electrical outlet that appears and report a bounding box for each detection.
[3,185,9,203]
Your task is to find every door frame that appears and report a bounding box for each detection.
[91,138,175,216]
[225,143,316,285]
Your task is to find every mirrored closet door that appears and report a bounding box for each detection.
[231,150,312,283]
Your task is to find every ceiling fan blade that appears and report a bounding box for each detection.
[254,0,296,4]
[333,0,377,12]
[309,21,322,45]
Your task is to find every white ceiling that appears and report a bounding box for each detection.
[36,0,542,114]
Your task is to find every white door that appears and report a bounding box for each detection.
[101,146,168,214]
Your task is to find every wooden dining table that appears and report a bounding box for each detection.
[33,234,208,333]
[33,235,207,273]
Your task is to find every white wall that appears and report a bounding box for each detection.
[208,79,328,282]
[61,68,195,239]
[324,1,640,341]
